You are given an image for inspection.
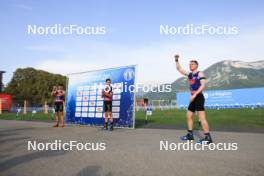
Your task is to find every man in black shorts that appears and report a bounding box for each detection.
[51,85,65,127]
[175,54,212,143]
[102,78,113,131]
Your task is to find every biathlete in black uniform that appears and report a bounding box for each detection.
[102,78,114,131]
[175,54,212,144]
[51,85,65,128]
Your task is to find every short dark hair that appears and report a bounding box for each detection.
[106,78,111,82]
[190,60,199,65]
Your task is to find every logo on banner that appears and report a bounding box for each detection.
[204,93,209,99]
[123,69,134,81]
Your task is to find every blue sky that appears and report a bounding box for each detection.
[1,0,264,84]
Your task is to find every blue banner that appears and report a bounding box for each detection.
[66,65,136,128]
[176,87,264,109]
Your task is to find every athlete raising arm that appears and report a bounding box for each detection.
[175,54,213,144]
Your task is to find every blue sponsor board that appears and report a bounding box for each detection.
[176,87,264,109]
[66,65,136,128]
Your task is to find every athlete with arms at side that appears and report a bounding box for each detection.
[102,78,114,131]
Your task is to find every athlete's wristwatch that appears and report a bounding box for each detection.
[175,55,179,62]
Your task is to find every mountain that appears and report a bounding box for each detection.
[142,60,264,100]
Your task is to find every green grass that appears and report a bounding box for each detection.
[135,108,264,130]
[0,108,263,130]
[0,112,54,122]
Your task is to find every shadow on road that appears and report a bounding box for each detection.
[0,150,67,172]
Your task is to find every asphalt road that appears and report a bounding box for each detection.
[0,120,264,176]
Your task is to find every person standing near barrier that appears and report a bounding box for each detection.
[102,78,113,131]
[175,54,213,144]
[51,85,65,127]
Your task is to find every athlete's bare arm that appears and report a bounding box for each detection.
[51,86,57,96]
[105,91,113,98]
[175,54,188,76]
[61,90,65,95]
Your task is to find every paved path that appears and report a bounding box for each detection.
[0,120,263,176]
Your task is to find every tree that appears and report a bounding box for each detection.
[4,67,67,106]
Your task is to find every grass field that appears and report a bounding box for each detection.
[136,108,264,132]
[0,108,263,131]
[0,112,54,121]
